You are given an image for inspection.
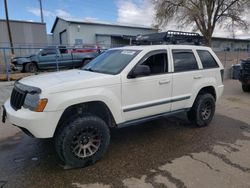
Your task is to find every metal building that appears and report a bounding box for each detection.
[51,17,158,48]
[212,37,250,51]
[0,19,47,48]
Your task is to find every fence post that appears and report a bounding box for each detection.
[56,49,59,71]
[236,50,239,64]
[224,50,227,67]
[3,48,10,81]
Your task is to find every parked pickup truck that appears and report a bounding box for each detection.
[239,58,250,92]
[11,46,99,73]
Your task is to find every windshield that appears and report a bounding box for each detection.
[82,49,140,75]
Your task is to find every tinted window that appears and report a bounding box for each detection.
[173,50,198,72]
[142,53,168,75]
[197,50,219,68]
[43,48,57,55]
[83,49,140,75]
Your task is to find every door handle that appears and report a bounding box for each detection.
[159,79,170,85]
[193,75,202,79]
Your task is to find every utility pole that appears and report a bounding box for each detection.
[38,0,44,23]
[4,0,14,54]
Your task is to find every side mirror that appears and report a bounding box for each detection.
[41,52,47,56]
[128,65,151,78]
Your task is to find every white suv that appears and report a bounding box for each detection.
[2,44,224,168]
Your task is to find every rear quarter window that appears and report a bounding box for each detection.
[197,50,219,69]
[172,49,199,72]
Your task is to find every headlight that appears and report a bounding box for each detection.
[23,93,48,112]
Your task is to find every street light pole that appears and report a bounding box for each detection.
[38,0,44,23]
[4,0,14,54]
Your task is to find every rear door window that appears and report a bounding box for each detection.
[197,50,219,68]
[172,50,198,72]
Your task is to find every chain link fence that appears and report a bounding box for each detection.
[0,45,250,81]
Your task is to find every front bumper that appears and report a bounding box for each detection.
[3,99,63,138]
[11,63,23,71]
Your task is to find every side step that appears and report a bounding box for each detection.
[118,108,190,128]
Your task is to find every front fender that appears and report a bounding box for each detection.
[43,86,123,124]
[16,57,31,65]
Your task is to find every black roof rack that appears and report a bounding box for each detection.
[135,30,204,45]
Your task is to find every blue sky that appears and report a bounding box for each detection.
[0,0,124,33]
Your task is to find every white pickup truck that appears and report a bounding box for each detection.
[2,44,224,168]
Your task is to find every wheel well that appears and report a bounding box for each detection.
[31,61,38,67]
[198,86,216,100]
[55,101,116,135]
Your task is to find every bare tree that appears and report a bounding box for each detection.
[154,0,250,46]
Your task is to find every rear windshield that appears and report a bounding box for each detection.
[82,49,140,75]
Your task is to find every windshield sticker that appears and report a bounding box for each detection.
[121,51,136,55]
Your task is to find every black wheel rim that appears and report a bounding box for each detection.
[29,64,36,72]
[70,127,101,159]
[201,101,212,120]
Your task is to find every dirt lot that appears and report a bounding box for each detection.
[0,79,250,188]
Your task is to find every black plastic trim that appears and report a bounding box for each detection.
[123,96,190,112]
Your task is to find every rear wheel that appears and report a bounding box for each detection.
[242,84,250,92]
[187,93,215,127]
[24,62,38,73]
[54,115,110,168]
[82,59,91,66]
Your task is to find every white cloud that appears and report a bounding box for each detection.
[83,17,99,22]
[55,9,72,18]
[27,7,72,18]
[116,0,154,27]
[27,7,54,17]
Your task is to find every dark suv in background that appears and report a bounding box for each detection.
[239,58,250,92]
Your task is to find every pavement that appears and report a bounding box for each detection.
[0,79,250,188]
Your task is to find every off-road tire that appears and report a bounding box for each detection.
[24,62,38,73]
[242,84,250,92]
[54,115,110,168]
[187,93,215,127]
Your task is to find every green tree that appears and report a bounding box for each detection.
[154,0,250,46]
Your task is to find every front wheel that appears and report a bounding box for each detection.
[54,115,110,168]
[24,62,38,73]
[187,93,215,127]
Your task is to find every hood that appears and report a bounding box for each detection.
[14,54,36,59]
[19,69,120,93]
